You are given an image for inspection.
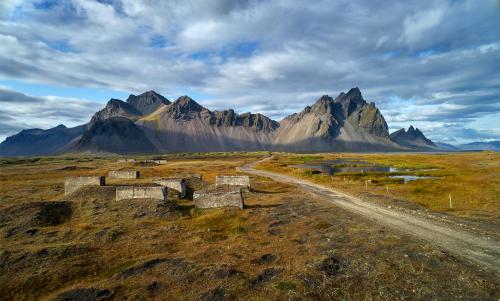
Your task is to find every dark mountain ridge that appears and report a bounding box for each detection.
[126,90,171,115]
[1,88,442,155]
[390,126,438,150]
[0,124,85,156]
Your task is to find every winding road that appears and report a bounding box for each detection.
[239,156,500,274]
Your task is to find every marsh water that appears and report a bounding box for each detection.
[289,159,441,183]
[389,175,440,183]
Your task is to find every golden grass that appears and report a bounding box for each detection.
[0,152,498,300]
[256,151,500,220]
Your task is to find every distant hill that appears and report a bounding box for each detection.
[455,141,500,151]
[434,142,459,151]
[0,124,85,156]
[389,126,439,151]
[1,88,446,156]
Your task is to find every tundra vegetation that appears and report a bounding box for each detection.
[0,152,498,300]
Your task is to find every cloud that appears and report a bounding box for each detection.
[402,6,445,46]
[0,0,499,143]
[0,88,100,141]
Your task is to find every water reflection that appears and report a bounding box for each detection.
[288,163,398,175]
[288,160,441,183]
[389,175,440,184]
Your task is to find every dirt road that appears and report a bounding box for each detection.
[239,157,500,274]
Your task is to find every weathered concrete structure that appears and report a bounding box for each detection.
[193,187,244,209]
[118,159,136,163]
[116,186,167,201]
[141,159,167,165]
[155,178,186,198]
[64,176,105,195]
[216,175,250,188]
[108,170,139,179]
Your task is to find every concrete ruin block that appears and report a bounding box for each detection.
[216,175,250,188]
[108,170,139,179]
[193,187,244,209]
[116,186,167,201]
[155,178,186,198]
[117,158,136,163]
[155,160,167,165]
[64,176,105,195]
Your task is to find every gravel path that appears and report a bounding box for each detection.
[240,157,500,274]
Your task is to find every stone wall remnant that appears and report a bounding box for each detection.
[64,176,105,195]
[108,170,139,179]
[155,178,187,198]
[193,187,243,209]
[215,175,250,188]
[116,186,167,201]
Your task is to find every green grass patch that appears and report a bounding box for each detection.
[274,281,297,290]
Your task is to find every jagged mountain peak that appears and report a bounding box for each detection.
[390,125,436,150]
[1,87,415,155]
[171,96,206,112]
[310,95,335,114]
[126,90,170,115]
[346,86,362,98]
[334,87,366,116]
[209,110,279,132]
[87,98,142,129]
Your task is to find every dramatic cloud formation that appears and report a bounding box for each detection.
[0,0,499,143]
[0,88,100,137]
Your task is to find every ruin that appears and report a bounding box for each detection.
[116,186,167,201]
[117,159,136,163]
[155,178,187,198]
[216,175,250,188]
[64,176,105,195]
[108,170,139,179]
[141,159,167,165]
[193,187,244,209]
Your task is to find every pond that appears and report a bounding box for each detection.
[288,163,399,175]
[288,159,441,183]
[389,175,441,184]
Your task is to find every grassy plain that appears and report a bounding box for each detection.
[255,152,500,221]
[0,152,498,300]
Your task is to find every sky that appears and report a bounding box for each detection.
[0,0,499,144]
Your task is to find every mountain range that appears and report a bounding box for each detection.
[0,88,460,156]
